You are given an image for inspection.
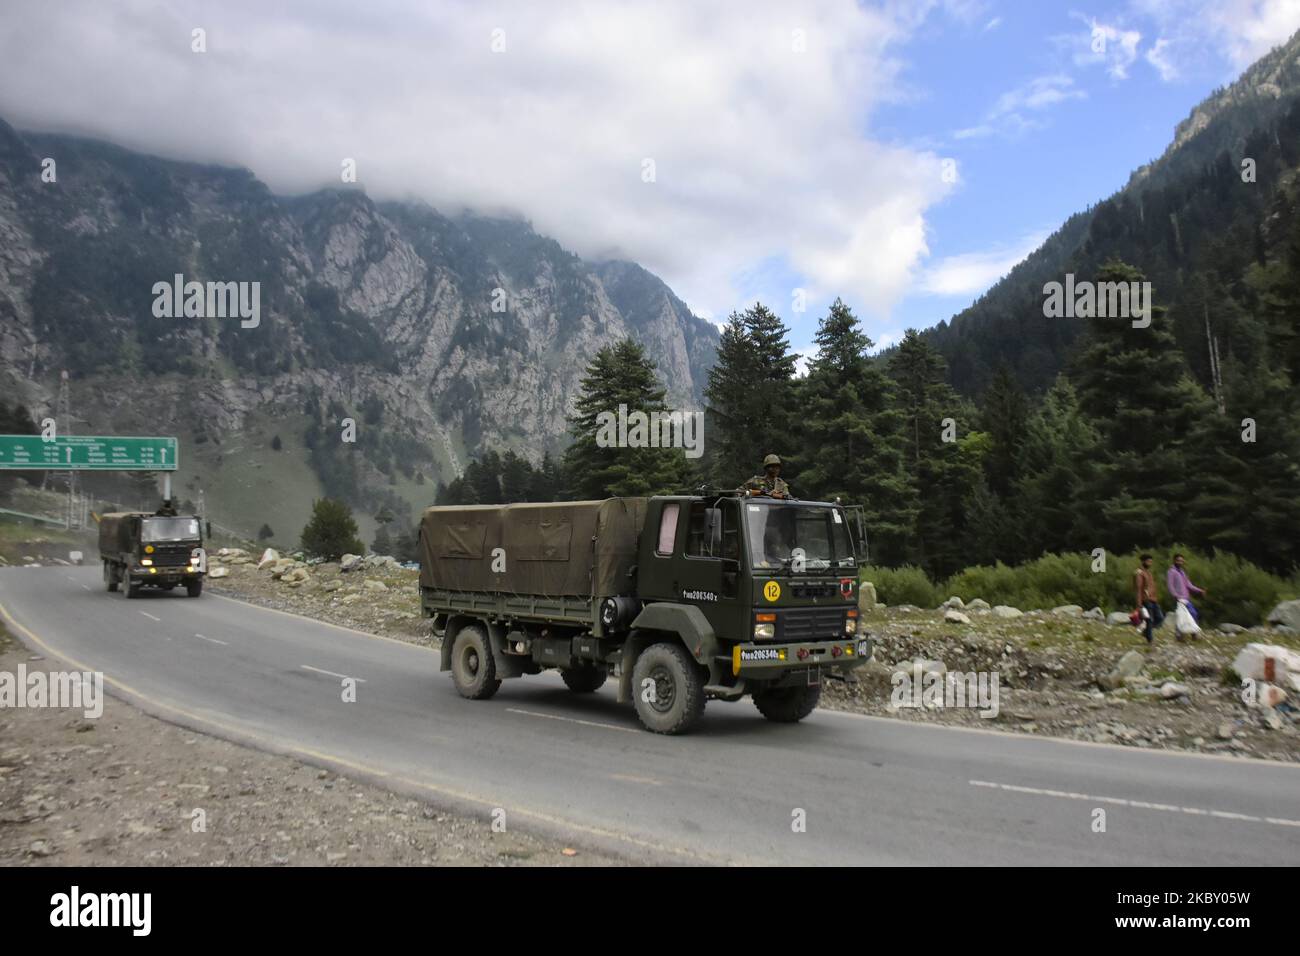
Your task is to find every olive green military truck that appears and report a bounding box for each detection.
[419,494,871,734]
[99,511,206,598]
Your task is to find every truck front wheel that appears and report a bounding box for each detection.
[186,578,203,598]
[631,642,705,735]
[753,683,821,723]
[561,664,607,693]
[450,624,501,700]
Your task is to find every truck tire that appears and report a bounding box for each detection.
[631,642,705,734]
[186,578,203,598]
[104,561,119,593]
[561,664,606,693]
[450,624,501,700]
[753,683,821,723]
[125,577,141,599]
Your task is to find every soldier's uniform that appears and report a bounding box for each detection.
[742,473,790,497]
[740,454,790,497]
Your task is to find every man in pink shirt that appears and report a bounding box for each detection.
[1166,553,1206,625]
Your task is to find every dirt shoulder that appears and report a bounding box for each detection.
[0,625,621,866]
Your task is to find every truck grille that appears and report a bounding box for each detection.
[780,607,846,642]
[148,545,193,567]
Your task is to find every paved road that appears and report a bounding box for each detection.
[1,566,1297,864]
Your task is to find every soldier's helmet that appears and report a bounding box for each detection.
[762,454,782,467]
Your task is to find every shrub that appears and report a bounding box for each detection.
[861,565,941,608]
[940,546,1295,625]
[300,498,364,560]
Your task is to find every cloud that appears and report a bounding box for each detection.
[953,74,1085,140]
[1069,16,1143,79]
[1145,37,1178,80]
[0,0,960,322]
[917,230,1048,297]
[1130,0,1300,72]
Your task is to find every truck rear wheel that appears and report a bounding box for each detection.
[631,642,705,735]
[104,561,119,592]
[753,683,821,723]
[450,624,501,700]
[561,664,606,693]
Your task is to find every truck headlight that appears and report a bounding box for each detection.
[141,559,153,566]
[754,623,775,640]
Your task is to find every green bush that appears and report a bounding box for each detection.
[867,547,1296,625]
[300,498,364,561]
[861,565,941,608]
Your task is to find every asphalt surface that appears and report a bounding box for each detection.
[1,565,1297,865]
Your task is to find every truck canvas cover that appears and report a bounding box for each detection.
[98,512,145,554]
[419,498,646,597]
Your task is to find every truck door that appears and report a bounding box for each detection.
[678,498,744,641]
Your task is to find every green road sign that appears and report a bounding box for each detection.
[0,435,178,471]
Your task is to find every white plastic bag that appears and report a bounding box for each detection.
[1174,600,1200,635]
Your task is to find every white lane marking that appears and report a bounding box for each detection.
[139,611,161,622]
[970,779,1300,828]
[195,633,228,646]
[820,706,1300,769]
[81,585,91,591]
[506,707,638,734]
[610,772,663,786]
[301,664,366,683]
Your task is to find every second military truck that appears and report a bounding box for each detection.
[419,493,871,734]
[99,509,206,598]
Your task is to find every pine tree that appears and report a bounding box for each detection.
[1013,377,1102,557]
[703,303,797,485]
[887,329,974,574]
[500,450,533,502]
[300,498,365,560]
[796,299,917,563]
[979,364,1029,498]
[1070,261,1210,551]
[563,339,687,499]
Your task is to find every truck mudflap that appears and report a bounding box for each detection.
[731,635,872,679]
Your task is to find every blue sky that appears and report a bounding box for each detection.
[743,0,1300,362]
[2,0,1299,365]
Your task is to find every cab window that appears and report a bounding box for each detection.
[686,501,738,559]
[655,503,679,555]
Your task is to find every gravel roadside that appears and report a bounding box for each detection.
[0,624,622,867]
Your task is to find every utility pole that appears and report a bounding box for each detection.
[58,370,77,529]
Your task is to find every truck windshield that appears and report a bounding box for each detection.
[745,504,855,571]
[141,517,200,542]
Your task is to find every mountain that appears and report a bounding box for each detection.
[0,119,717,538]
[924,29,1300,398]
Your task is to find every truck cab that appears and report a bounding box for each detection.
[631,494,869,716]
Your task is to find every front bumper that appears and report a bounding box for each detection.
[731,635,872,677]
[131,566,201,582]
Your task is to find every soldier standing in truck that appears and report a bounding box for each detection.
[740,454,790,498]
